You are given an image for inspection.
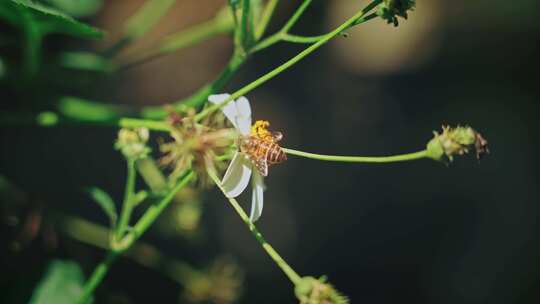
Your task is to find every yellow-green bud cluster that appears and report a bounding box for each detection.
[295,276,349,304]
[426,125,489,162]
[115,127,151,160]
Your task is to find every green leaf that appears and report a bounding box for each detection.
[28,260,85,304]
[0,0,104,39]
[58,96,123,122]
[45,0,103,18]
[86,186,118,225]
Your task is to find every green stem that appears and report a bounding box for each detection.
[281,0,313,33]
[281,33,327,44]
[194,1,382,122]
[116,159,137,239]
[283,148,429,163]
[248,32,283,54]
[249,0,314,54]
[130,171,195,243]
[254,0,279,40]
[76,251,118,304]
[208,171,302,285]
[76,171,195,303]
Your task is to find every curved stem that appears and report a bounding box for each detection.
[208,171,302,285]
[194,2,382,122]
[283,148,428,163]
[281,33,327,44]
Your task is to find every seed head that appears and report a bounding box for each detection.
[295,276,349,304]
[426,125,489,162]
[159,109,237,186]
[377,0,416,26]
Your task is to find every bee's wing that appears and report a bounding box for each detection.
[253,156,268,177]
[271,131,283,142]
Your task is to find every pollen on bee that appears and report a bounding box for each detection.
[251,120,273,141]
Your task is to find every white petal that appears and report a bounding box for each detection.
[234,96,252,135]
[249,171,265,222]
[221,152,252,198]
[208,94,240,130]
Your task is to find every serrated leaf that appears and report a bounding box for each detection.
[28,260,85,304]
[86,186,117,225]
[0,0,104,39]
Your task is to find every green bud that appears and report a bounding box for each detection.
[115,127,151,160]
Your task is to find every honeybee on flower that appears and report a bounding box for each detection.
[208,94,287,222]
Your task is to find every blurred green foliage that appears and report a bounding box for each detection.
[28,260,85,304]
[44,0,103,18]
[86,186,118,227]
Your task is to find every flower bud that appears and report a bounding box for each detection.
[115,127,151,160]
[426,125,489,162]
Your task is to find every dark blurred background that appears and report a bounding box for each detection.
[1,0,539,303]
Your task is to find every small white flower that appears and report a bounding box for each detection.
[208,94,265,222]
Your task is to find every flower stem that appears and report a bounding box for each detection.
[254,0,279,40]
[281,33,327,44]
[283,148,429,163]
[208,171,302,285]
[76,171,195,304]
[115,159,137,240]
[194,1,382,122]
[281,0,313,33]
[129,171,195,242]
[76,251,118,304]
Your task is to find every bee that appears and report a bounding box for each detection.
[239,120,287,177]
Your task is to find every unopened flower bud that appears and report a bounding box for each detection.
[295,276,349,304]
[426,125,489,162]
[115,127,151,160]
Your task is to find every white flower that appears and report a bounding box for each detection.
[208,94,265,222]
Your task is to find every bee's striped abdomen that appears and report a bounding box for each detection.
[267,142,286,164]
